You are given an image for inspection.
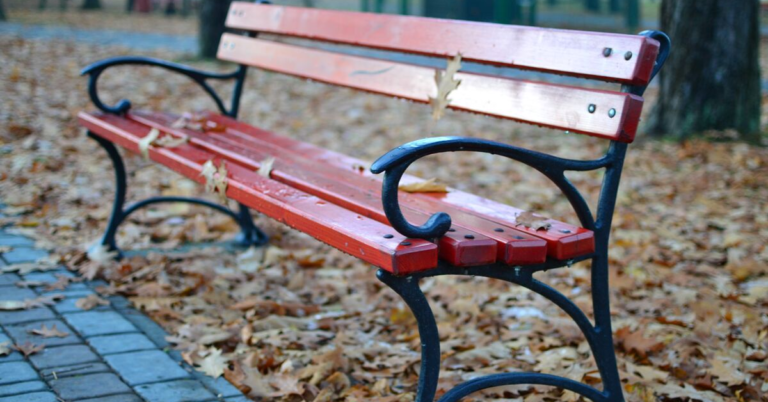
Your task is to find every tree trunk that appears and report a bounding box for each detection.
[0,0,6,21]
[609,0,622,13]
[39,0,47,10]
[584,0,600,12]
[82,0,101,9]
[199,0,232,58]
[651,0,760,140]
[126,0,134,12]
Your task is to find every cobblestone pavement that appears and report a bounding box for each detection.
[0,215,249,402]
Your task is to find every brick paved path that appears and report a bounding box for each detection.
[0,220,248,402]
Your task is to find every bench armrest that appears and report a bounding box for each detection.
[82,56,245,116]
[370,137,614,240]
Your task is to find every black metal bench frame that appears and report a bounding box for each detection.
[82,20,670,401]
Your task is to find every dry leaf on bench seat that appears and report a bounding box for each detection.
[515,211,552,231]
[399,178,448,193]
[138,128,161,161]
[201,160,229,204]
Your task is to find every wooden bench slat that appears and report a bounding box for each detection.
[79,112,439,275]
[218,35,644,142]
[224,3,659,86]
[179,111,593,261]
[129,111,548,266]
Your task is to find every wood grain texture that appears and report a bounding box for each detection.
[179,111,593,261]
[224,2,660,85]
[79,112,438,275]
[218,35,644,142]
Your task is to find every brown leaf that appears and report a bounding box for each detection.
[12,341,45,357]
[398,178,448,193]
[201,160,228,204]
[195,347,230,378]
[615,327,664,359]
[258,157,275,178]
[515,211,552,231]
[28,323,69,338]
[429,53,462,120]
[75,295,110,311]
[138,128,161,161]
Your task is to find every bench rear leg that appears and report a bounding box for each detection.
[87,131,268,258]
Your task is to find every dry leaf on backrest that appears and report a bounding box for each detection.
[155,134,189,148]
[429,53,462,120]
[258,157,275,178]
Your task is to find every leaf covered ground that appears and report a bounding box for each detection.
[1,32,767,402]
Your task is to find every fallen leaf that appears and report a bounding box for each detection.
[399,178,448,193]
[429,53,462,120]
[13,341,45,357]
[0,300,27,311]
[515,211,552,231]
[28,323,69,338]
[138,128,161,161]
[0,342,11,357]
[258,157,275,178]
[75,294,110,311]
[196,347,230,378]
[155,134,189,148]
[201,160,228,203]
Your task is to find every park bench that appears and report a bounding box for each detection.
[78,2,670,401]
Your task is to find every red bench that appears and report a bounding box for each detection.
[80,3,670,401]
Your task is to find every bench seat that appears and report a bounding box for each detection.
[79,110,595,274]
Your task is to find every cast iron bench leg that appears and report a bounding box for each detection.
[87,131,268,258]
[378,259,623,402]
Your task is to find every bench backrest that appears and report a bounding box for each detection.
[218,3,662,143]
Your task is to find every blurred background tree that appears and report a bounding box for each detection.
[199,0,231,58]
[651,0,760,140]
[82,0,101,9]
[0,0,5,21]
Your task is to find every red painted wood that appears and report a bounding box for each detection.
[128,112,503,266]
[217,35,645,142]
[199,112,594,261]
[224,3,660,86]
[130,111,590,262]
[79,112,438,275]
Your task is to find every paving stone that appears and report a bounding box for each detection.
[63,310,136,337]
[88,333,156,355]
[104,350,190,385]
[79,394,144,402]
[19,273,59,284]
[135,379,216,402]
[225,397,250,402]
[52,297,111,314]
[0,391,58,402]
[0,334,21,363]
[0,273,20,287]
[108,295,131,310]
[0,380,48,397]
[196,374,243,398]
[0,307,56,325]
[0,361,39,385]
[0,234,35,248]
[4,319,81,347]
[41,362,111,380]
[28,344,100,370]
[2,248,49,264]
[0,286,37,301]
[85,279,110,289]
[120,310,169,348]
[50,372,131,400]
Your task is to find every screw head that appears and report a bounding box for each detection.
[559,229,572,234]
[464,234,475,239]
[448,228,456,232]
[401,241,411,246]
[588,104,596,114]
[513,236,525,240]
[624,51,633,60]
[383,234,394,239]
[608,108,617,118]
[494,228,504,233]
[603,47,613,57]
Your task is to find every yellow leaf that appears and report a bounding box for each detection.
[138,128,161,161]
[398,178,448,193]
[258,157,275,178]
[196,347,230,379]
[429,53,462,120]
[154,134,189,148]
[201,160,229,203]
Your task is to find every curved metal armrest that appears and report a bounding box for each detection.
[82,56,243,116]
[370,137,612,240]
